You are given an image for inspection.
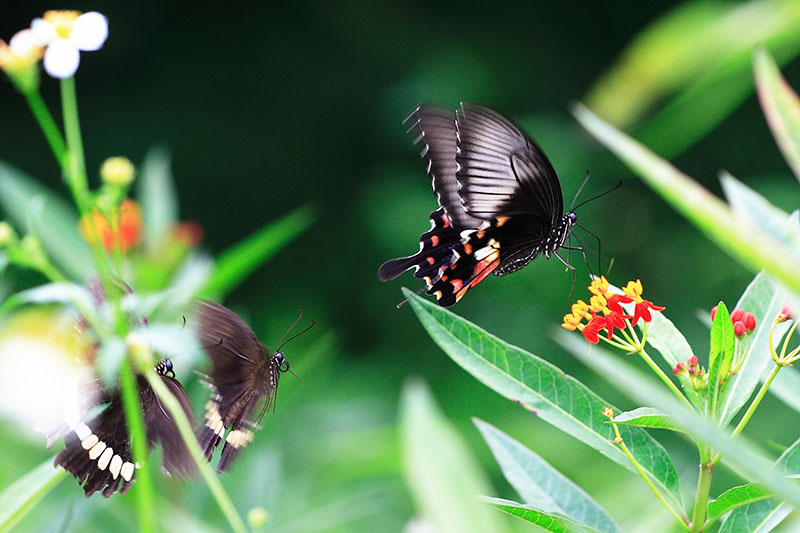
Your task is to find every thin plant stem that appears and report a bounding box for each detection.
[689,448,714,532]
[728,364,781,442]
[141,365,248,533]
[609,418,686,526]
[119,360,156,533]
[21,89,66,166]
[59,77,90,213]
[638,347,695,410]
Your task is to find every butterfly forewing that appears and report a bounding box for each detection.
[194,300,284,472]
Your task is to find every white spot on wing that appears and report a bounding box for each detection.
[97,447,113,470]
[81,434,98,450]
[121,461,134,482]
[75,423,91,441]
[109,455,122,479]
[88,440,106,459]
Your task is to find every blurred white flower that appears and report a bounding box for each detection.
[30,10,108,79]
[0,29,43,71]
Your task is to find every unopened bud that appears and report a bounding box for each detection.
[778,302,794,323]
[247,507,268,529]
[734,321,746,338]
[743,312,756,333]
[688,355,698,367]
[100,156,135,187]
[731,308,745,323]
[710,305,718,322]
[672,362,685,375]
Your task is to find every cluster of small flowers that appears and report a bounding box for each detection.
[673,355,704,378]
[561,277,665,345]
[710,306,756,338]
[0,10,107,80]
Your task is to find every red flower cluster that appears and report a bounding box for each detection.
[562,277,664,345]
[710,305,756,338]
[673,355,704,378]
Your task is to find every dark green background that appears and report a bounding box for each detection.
[2,2,800,531]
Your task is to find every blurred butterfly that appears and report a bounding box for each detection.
[52,359,195,497]
[379,103,598,307]
[194,301,310,472]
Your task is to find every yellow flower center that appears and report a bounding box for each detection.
[43,10,81,39]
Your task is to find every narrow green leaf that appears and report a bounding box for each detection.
[708,484,771,523]
[404,289,683,508]
[0,161,93,279]
[136,146,178,250]
[556,331,800,509]
[571,103,800,298]
[769,366,800,414]
[720,271,786,424]
[637,309,692,369]
[481,497,595,533]
[708,301,735,417]
[613,407,683,433]
[717,435,800,530]
[199,204,316,299]
[400,379,507,533]
[754,47,800,182]
[0,457,66,531]
[475,419,619,533]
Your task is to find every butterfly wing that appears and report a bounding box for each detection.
[455,103,563,222]
[194,300,269,469]
[54,373,194,497]
[405,105,483,228]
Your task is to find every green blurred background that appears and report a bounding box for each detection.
[3,1,800,531]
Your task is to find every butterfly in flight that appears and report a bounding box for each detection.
[52,359,195,497]
[379,103,594,307]
[194,301,309,472]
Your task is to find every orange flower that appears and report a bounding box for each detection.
[80,198,141,252]
[622,279,665,326]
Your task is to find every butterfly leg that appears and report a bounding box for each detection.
[553,250,577,302]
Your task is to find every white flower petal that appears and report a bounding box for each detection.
[9,29,39,56]
[43,40,80,78]
[70,12,108,51]
[30,18,57,45]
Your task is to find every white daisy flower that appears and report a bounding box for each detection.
[30,10,108,79]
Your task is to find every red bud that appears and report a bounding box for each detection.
[710,305,718,321]
[734,321,746,338]
[743,312,756,333]
[688,355,698,366]
[731,308,745,323]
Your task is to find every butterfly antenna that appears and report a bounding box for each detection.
[573,179,622,211]
[277,317,316,352]
[569,170,592,211]
[576,222,603,275]
[276,309,304,347]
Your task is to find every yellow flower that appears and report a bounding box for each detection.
[589,275,610,297]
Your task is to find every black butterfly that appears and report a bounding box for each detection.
[379,103,585,307]
[53,359,195,497]
[194,301,306,472]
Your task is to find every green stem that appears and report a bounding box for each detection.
[119,360,156,533]
[21,89,67,167]
[141,365,248,533]
[639,347,695,410]
[59,77,91,214]
[689,450,714,532]
[729,364,781,441]
[610,420,686,526]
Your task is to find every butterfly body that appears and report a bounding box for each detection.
[379,103,579,306]
[195,301,289,472]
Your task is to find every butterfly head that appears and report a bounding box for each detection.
[274,351,290,373]
[567,212,577,225]
[156,358,175,378]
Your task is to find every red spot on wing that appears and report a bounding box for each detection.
[451,279,464,292]
[441,216,451,228]
[426,257,435,265]
[430,235,440,246]
[455,258,499,302]
[463,243,473,255]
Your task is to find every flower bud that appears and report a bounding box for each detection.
[710,305,718,321]
[731,308,745,323]
[688,355,698,367]
[100,156,135,187]
[778,302,794,323]
[743,312,756,333]
[734,321,746,338]
[672,362,685,375]
[247,507,268,529]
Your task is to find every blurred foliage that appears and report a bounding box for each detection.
[2,0,800,531]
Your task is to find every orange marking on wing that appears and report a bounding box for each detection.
[495,216,510,227]
[441,275,448,281]
[450,279,464,292]
[463,243,473,255]
[476,230,485,239]
[455,255,500,301]
[426,257,435,265]
[441,216,451,228]
[430,235,440,246]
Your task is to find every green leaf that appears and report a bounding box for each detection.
[612,407,683,433]
[404,289,683,508]
[400,379,507,533]
[556,331,800,509]
[0,457,66,531]
[708,301,735,417]
[475,419,619,533]
[717,435,800,531]
[754,47,800,183]
[136,146,178,250]
[571,103,800,298]
[199,204,316,299]
[481,497,595,533]
[719,271,786,424]
[707,484,772,523]
[0,282,106,336]
[0,161,93,279]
